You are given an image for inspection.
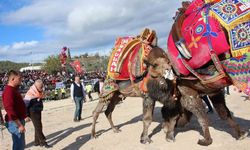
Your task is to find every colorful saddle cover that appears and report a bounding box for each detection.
[167,0,249,76]
[210,0,250,57]
[168,0,230,75]
[222,53,250,96]
[107,29,154,80]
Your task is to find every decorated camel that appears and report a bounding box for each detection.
[91,28,172,138]
[141,0,249,146]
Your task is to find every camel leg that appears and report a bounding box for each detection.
[91,101,106,139]
[140,96,155,144]
[104,94,122,133]
[210,91,248,140]
[179,86,212,146]
[176,109,193,127]
[161,105,180,142]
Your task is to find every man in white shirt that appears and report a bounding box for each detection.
[70,76,86,122]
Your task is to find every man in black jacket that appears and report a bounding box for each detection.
[70,76,86,122]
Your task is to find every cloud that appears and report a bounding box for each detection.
[0,40,64,62]
[0,41,38,61]
[0,40,38,53]
[0,0,183,62]
[12,40,38,50]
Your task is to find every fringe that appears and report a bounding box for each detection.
[209,5,250,57]
[209,9,250,31]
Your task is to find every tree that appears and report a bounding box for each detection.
[94,52,100,58]
[83,53,88,58]
[42,55,62,74]
[0,61,29,73]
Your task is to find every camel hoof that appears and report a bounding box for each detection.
[140,136,153,144]
[91,134,97,139]
[113,127,121,133]
[166,133,175,142]
[238,131,248,140]
[197,138,212,146]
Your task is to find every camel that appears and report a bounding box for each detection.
[141,0,249,146]
[140,46,249,146]
[91,29,171,139]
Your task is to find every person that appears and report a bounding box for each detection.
[202,95,213,114]
[2,70,27,150]
[225,86,230,95]
[61,87,66,99]
[0,105,4,136]
[94,80,100,95]
[0,106,4,125]
[54,88,58,100]
[99,78,104,95]
[86,83,93,101]
[70,76,86,122]
[24,79,51,148]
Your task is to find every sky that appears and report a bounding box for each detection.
[0,0,183,63]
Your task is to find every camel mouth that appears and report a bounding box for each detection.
[163,69,174,80]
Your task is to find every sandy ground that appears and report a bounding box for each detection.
[1,89,250,150]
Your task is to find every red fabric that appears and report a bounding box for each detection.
[167,0,230,76]
[52,79,56,85]
[108,37,134,78]
[118,43,142,80]
[118,55,130,79]
[181,5,229,68]
[184,0,204,15]
[2,85,27,122]
[71,60,84,74]
[108,36,151,80]
[60,47,68,66]
[168,32,190,75]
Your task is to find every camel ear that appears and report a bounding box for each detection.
[151,36,158,47]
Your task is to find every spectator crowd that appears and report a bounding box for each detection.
[0,70,106,99]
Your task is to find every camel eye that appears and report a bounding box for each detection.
[152,64,158,68]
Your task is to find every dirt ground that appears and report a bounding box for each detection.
[1,88,250,150]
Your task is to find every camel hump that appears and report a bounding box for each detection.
[107,28,156,81]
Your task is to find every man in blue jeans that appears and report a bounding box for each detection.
[2,70,27,150]
[70,76,86,122]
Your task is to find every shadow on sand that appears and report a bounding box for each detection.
[25,121,92,148]
[61,107,163,149]
[159,110,250,141]
[135,107,250,142]
[93,107,163,141]
[241,95,250,101]
[26,105,250,149]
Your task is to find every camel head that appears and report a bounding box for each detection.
[145,47,174,80]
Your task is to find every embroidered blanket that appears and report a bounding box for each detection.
[210,0,250,57]
[167,0,250,76]
[99,79,119,102]
[107,29,154,80]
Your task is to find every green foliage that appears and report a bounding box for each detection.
[42,55,63,74]
[0,50,111,74]
[77,53,110,72]
[0,61,29,73]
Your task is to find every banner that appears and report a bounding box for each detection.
[59,47,68,67]
[70,60,84,74]
[55,81,65,89]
